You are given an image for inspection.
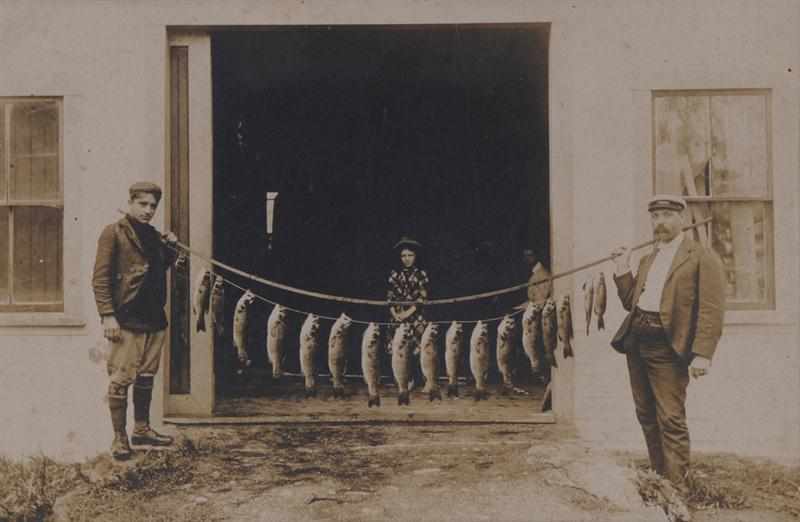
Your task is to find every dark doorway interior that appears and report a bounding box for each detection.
[212,25,550,398]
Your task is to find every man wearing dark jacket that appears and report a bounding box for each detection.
[610,194,725,489]
[92,182,183,460]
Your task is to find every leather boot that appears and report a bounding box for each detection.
[108,395,132,460]
[131,376,173,446]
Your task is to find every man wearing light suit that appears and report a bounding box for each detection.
[610,194,725,488]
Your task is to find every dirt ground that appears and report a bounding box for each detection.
[26,424,799,522]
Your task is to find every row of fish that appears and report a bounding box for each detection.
[582,272,607,335]
[193,268,579,406]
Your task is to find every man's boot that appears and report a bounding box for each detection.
[108,384,132,460]
[131,374,173,446]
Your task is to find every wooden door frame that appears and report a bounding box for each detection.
[164,30,214,417]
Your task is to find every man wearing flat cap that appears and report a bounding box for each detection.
[92,182,185,460]
[610,194,725,489]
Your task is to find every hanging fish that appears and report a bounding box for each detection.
[266,304,289,380]
[420,323,441,402]
[209,275,225,338]
[445,321,464,398]
[361,323,382,407]
[232,290,256,368]
[328,313,353,398]
[522,303,543,377]
[594,272,607,331]
[541,297,558,369]
[496,315,516,393]
[583,275,594,336]
[192,269,212,332]
[299,314,321,398]
[558,295,575,358]
[391,323,413,406]
[469,321,490,401]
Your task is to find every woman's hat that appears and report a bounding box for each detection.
[393,236,422,250]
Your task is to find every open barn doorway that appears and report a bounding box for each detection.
[210,25,551,421]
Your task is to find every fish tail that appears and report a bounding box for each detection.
[447,384,459,397]
[368,395,380,408]
[398,392,410,406]
[564,344,574,358]
[598,316,605,330]
[196,314,206,332]
[429,386,441,402]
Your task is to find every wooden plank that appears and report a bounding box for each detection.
[0,207,8,303]
[0,303,63,313]
[165,414,556,425]
[169,46,192,395]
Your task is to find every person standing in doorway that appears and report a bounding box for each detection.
[92,182,185,460]
[610,194,725,490]
[385,237,430,389]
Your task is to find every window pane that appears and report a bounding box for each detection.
[654,95,712,196]
[710,95,768,197]
[704,201,772,307]
[13,206,63,303]
[10,101,60,201]
[0,102,6,202]
[0,208,8,303]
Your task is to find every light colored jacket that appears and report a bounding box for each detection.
[611,237,725,360]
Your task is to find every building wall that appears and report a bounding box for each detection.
[0,0,797,462]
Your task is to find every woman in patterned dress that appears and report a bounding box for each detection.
[385,237,430,385]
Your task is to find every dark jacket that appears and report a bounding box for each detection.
[611,237,725,361]
[92,217,178,320]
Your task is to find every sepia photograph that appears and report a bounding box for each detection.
[0,1,798,521]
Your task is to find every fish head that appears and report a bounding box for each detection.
[421,323,439,346]
[471,321,488,341]
[304,314,320,335]
[365,322,380,342]
[338,313,353,329]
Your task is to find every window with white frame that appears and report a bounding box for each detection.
[653,90,774,310]
[0,98,63,312]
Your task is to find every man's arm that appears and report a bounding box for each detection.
[611,246,637,311]
[690,249,725,360]
[93,225,122,341]
[92,225,117,317]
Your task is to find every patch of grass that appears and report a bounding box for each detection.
[0,455,82,521]
[624,452,800,517]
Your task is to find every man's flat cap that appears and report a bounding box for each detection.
[129,182,163,199]
[647,194,687,212]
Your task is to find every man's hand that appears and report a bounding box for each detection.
[689,356,711,379]
[102,315,122,342]
[161,231,178,246]
[175,252,188,271]
[610,246,632,274]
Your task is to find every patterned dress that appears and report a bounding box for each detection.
[385,267,430,356]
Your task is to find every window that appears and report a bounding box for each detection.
[653,90,774,310]
[0,98,63,312]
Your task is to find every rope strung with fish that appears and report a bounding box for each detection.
[128,209,712,308]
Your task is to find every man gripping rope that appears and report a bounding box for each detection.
[92,182,185,460]
[610,194,725,490]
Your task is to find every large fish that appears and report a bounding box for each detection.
[496,315,516,393]
[266,304,289,380]
[522,302,543,376]
[445,321,464,397]
[361,323,381,407]
[583,275,594,336]
[192,269,212,332]
[469,321,490,401]
[391,323,413,406]
[232,290,256,368]
[209,275,225,338]
[558,295,575,358]
[593,272,607,331]
[328,313,353,398]
[541,297,559,368]
[420,323,441,402]
[299,314,321,397]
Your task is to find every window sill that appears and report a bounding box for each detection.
[724,310,796,326]
[0,313,87,328]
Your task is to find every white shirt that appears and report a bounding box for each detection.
[636,232,684,312]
